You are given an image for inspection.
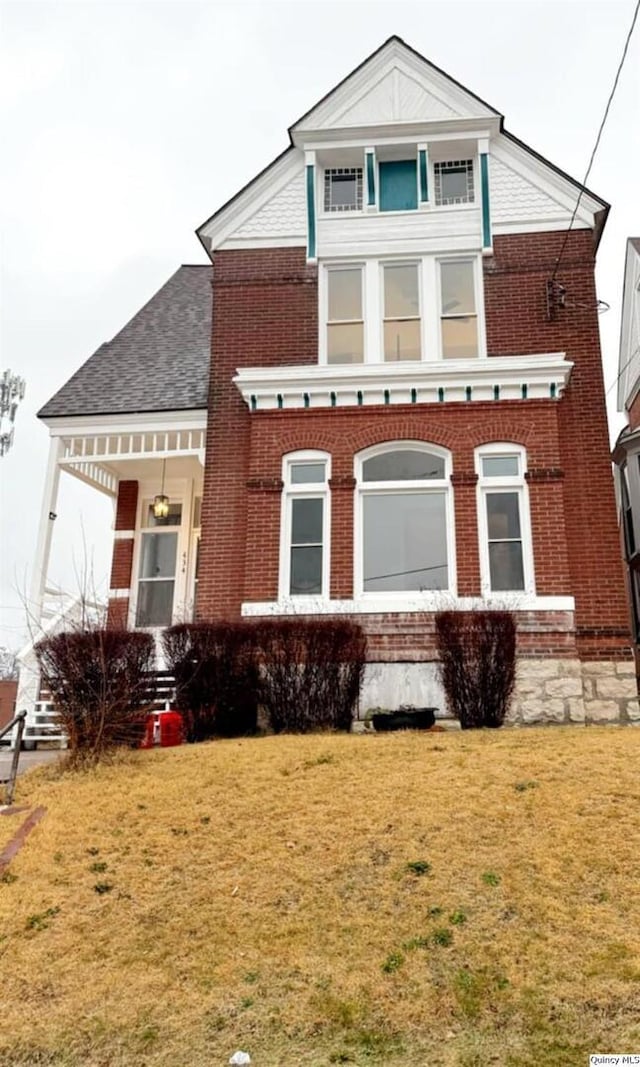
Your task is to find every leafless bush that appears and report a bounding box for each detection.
[162,623,258,741]
[35,629,157,765]
[251,619,366,733]
[435,610,516,729]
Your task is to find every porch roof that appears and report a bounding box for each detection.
[38,266,212,420]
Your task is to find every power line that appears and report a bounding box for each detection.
[550,0,640,284]
[606,344,640,398]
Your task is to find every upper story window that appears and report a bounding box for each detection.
[434,159,475,205]
[356,444,453,595]
[321,255,484,365]
[280,452,330,598]
[327,266,364,364]
[476,445,534,595]
[324,168,363,212]
[383,263,421,361]
[440,259,478,359]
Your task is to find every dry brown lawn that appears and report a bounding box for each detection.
[0,727,639,1066]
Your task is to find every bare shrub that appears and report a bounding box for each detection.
[34,629,157,764]
[435,610,516,729]
[162,623,258,741]
[251,618,366,733]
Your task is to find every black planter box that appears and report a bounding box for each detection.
[372,707,437,732]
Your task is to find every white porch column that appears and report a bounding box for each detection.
[28,435,63,627]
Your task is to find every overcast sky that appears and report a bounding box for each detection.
[1,0,639,651]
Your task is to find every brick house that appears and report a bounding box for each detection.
[23,37,638,731]
[613,238,640,658]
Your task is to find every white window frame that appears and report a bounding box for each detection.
[319,255,485,365]
[432,157,476,208]
[322,167,364,214]
[322,263,366,366]
[279,451,331,602]
[475,443,535,598]
[354,441,456,599]
[380,260,423,363]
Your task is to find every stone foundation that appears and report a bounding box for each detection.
[358,658,639,725]
[511,659,639,725]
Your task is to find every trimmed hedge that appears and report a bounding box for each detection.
[435,610,516,729]
[35,629,157,762]
[162,623,259,741]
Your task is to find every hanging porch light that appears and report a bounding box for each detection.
[153,458,170,519]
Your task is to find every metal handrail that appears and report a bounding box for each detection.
[1,712,26,806]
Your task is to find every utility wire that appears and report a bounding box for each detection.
[606,344,640,398]
[550,0,640,284]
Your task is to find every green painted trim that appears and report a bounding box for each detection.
[366,152,376,207]
[480,153,491,250]
[493,385,500,401]
[277,393,284,410]
[306,164,316,260]
[384,389,390,405]
[438,387,445,403]
[330,391,337,408]
[303,392,310,409]
[357,390,363,406]
[550,382,557,399]
[418,149,429,203]
[411,388,417,404]
[521,384,528,400]
[250,395,257,412]
[465,386,472,402]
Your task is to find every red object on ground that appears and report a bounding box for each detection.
[140,711,184,749]
[159,710,183,747]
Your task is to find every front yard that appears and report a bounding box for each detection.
[1,727,639,1065]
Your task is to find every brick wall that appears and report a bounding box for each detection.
[196,236,631,660]
[107,480,138,629]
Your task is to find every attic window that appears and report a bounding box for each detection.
[434,159,474,206]
[324,168,363,212]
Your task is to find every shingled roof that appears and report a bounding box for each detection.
[38,265,212,419]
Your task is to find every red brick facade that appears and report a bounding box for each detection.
[191,233,630,662]
[107,480,138,629]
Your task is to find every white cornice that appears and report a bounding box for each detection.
[299,119,500,149]
[43,409,207,437]
[234,354,572,412]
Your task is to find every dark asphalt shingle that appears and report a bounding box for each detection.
[38,266,212,419]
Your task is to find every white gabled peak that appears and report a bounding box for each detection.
[290,36,499,139]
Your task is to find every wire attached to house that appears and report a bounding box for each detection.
[550,0,640,286]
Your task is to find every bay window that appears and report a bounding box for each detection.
[281,453,330,598]
[356,444,453,595]
[476,446,534,595]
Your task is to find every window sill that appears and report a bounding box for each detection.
[241,594,575,617]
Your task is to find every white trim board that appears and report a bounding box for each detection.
[241,595,575,616]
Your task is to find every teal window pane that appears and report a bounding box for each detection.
[379,160,417,212]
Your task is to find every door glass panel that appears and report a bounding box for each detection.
[139,532,178,579]
[135,581,175,627]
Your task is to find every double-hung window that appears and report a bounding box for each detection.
[357,444,453,595]
[327,266,364,364]
[281,453,330,598]
[477,446,534,594]
[136,501,182,627]
[440,259,479,359]
[383,263,421,361]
